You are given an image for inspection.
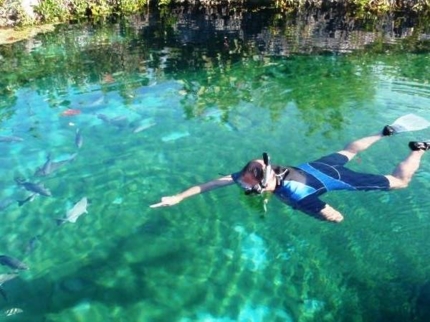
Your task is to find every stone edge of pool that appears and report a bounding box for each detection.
[0,24,56,45]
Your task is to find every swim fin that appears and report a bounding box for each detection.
[383,114,430,136]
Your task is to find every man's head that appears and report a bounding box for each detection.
[236,159,269,195]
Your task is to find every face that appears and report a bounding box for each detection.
[237,173,262,194]
[236,159,270,195]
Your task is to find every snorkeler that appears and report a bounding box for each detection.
[150,117,430,223]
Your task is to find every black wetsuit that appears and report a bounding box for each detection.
[233,153,390,219]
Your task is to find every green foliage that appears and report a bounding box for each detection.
[33,0,70,23]
[3,0,430,26]
[274,0,430,14]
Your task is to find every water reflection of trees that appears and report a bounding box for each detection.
[0,5,430,126]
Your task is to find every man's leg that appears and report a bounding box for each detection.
[338,133,384,161]
[386,149,426,189]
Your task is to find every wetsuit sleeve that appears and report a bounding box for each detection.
[295,196,328,221]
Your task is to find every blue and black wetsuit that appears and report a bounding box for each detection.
[234,153,390,219]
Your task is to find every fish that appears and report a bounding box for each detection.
[15,178,51,196]
[57,197,88,225]
[132,121,156,133]
[75,128,83,148]
[34,153,77,177]
[17,193,37,207]
[0,136,24,142]
[161,131,190,142]
[25,236,41,254]
[0,255,28,270]
[96,114,128,129]
[61,109,81,116]
[34,153,52,177]
[109,115,128,128]
[4,308,23,316]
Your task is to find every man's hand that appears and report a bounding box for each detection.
[150,195,183,208]
[319,204,344,222]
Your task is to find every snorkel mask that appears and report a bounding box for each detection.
[241,152,273,195]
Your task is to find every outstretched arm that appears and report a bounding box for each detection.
[150,175,234,208]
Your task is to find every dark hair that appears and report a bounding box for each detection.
[240,161,264,181]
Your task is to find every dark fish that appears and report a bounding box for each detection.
[0,255,28,270]
[25,235,41,254]
[17,193,36,207]
[0,136,24,142]
[75,128,83,149]
[15,178,51,196]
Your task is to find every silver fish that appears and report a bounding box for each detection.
[0,255,28,270]
[57,197,88,225]
[161,131,190,142]
[132,122,156,133]
[0,136,24,142]
[75,128,83,148]
[34,153,77,177]
[4,308,23,316]
[34,153,52,176]
[96,114,128,128]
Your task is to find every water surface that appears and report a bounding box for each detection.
[1,6,430,322]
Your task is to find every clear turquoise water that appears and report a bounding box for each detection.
[1,12,430,322]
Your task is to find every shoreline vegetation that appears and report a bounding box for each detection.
[1,0,430,28]
[0,1,429,44]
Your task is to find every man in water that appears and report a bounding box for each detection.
[150,126,429,222]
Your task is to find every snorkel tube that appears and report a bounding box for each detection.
[261,152,272,188]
